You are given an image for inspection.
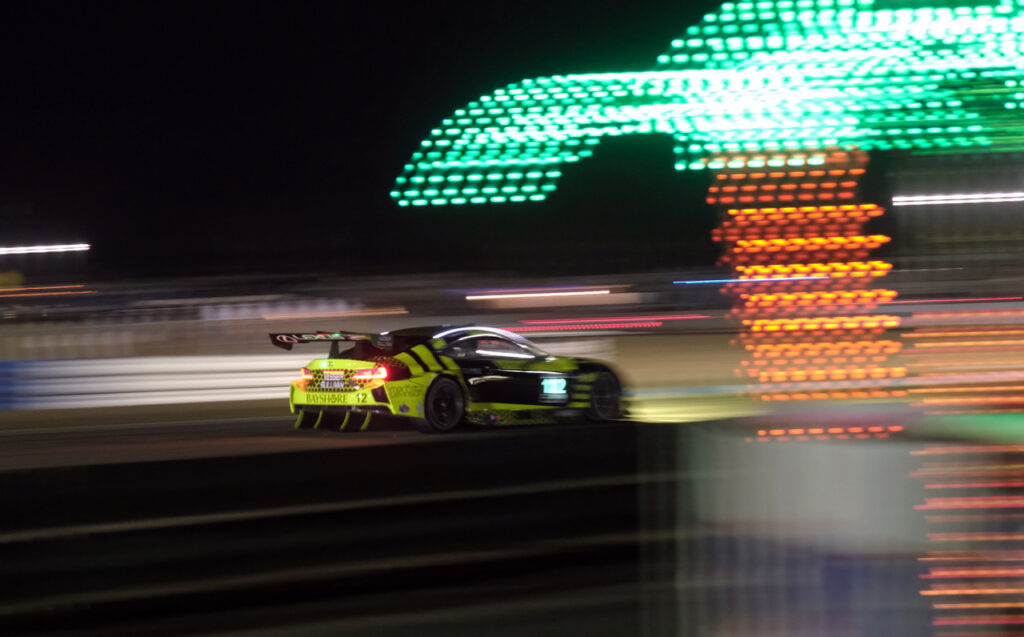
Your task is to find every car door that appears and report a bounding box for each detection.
[443,336,568,407]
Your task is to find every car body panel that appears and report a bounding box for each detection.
[274,326,617,431]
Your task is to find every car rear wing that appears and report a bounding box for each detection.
[269,332,375,356]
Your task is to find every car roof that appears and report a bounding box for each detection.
[387,325,532,345]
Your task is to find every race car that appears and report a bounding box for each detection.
[270,325,623,433]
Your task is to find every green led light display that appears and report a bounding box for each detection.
[392,0,1024,206]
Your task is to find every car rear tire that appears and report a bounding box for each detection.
[423,376,465,433]
[585,371,621,422]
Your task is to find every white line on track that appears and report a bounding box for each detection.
[0,470,684,545]
[0,525,699,617]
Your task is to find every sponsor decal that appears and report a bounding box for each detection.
[276,333,369,344]
[388,384,424,399]
[305,392,370,405]
[319,381,350,390]
[399,404,410,413]
[540,376,569,404]
[541,378,567,394]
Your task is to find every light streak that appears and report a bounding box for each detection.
[927,482,1024,489]
[474,349,535,360]
[0,243,90,255]
[926,409,1024,416]
[927,513,1024,522]
[518,314,708,324]
[0,284,84,293]
[909,385,1024,395]
[508,321,662,332]
[934,602,1024,610]
[921,551,1024,561]
[431,326,531,343]
[889,296,1023,305]
[907,329,1024,338]
[916,497,1024,511]
[934,615,1024,626]
[912,466,1024,478]
[914,340,1024,348]
[922,567,1024,578]
[915,308,1024,318]
[929,532,1024,542]
[915,397,1024,406]
[0,290,96,299]
[466,290,610,300]
[921,585,1024,596]
[913,446,1024,456]
[893,192,1024,206]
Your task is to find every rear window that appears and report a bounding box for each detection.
[382,334,429,354]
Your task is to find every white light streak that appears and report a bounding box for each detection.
[0,243,90,255]
[431,326,532,343]
[892,193,1024,206]
[475,349,536,359]
[466,290,610,300]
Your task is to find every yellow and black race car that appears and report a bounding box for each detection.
[270,325,623,433]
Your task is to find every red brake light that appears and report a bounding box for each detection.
[300,367,313,380]
[352,365,388,381]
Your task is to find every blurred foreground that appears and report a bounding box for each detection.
[3,267,1024,635]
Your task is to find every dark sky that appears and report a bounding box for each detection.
[1,1,722,279]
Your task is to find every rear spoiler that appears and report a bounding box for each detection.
[270,332,374,354]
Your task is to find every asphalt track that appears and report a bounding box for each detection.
[0,416,686,636]
[1,415,935,636]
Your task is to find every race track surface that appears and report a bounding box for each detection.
[0,417,684,636]
[0,416,932,636]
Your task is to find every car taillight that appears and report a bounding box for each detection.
[300,367,313,381]
[352,365,388,381]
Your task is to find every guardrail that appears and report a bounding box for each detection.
[0,354,312,409]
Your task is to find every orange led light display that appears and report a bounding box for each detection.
[722,236,891,265]
[736,290,898,314]
[744,315,900,333]
[748,424,902,442]
[745,340,903,357]
[732,261,893,280]
[714,209,883,241]
[713,150,900,403]
[747,366,907,383]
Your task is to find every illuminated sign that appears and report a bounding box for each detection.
[393,0,1024,207]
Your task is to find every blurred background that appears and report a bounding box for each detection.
[2,1,1024,635]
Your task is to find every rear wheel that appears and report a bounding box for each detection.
[585,371,621,422]
[423,377,465,433]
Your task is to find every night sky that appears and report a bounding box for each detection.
[1,1,723,279]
